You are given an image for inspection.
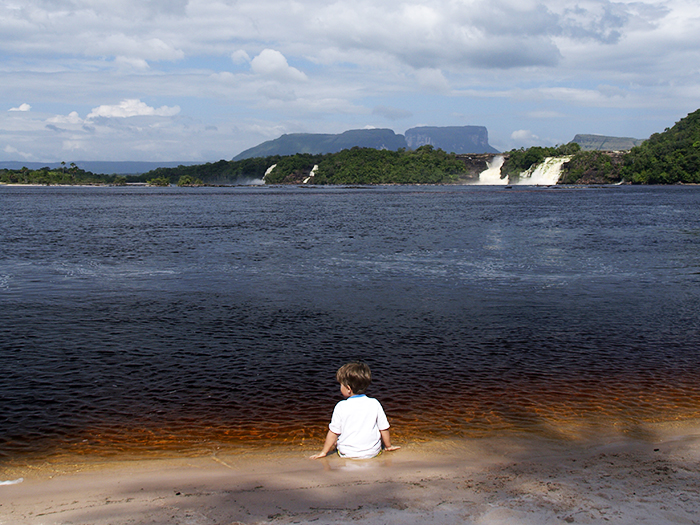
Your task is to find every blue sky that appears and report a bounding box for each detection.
[1,0,698,162]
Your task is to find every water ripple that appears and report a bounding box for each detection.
[2,185,700,462]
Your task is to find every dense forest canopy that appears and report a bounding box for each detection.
[620,108,700,184]
[502,143,581,178]
[2,109,699,186]
[264,146,466,185]
[143,157,280,185]
[0,163,122,185]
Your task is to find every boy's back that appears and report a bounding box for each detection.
[330,394,389,459]
[310,362,399,460]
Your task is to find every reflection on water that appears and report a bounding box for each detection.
[2,185,700,464]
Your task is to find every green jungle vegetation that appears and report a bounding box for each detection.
[0,163,122,185]
[620,108,700,184]
[118,145,466,185]
[265,145,466,184]
[143,157,278,185]
[559,151,625,184]
[2,108,699,186]
[502,142,582,179]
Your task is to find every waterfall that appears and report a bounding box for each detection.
[303,164,318,184]
[263,164,277,180]
[476,155,507,185]
[517,156,571,185]
[475,155,571,185]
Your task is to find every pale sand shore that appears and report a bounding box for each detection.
[2,426,700,525]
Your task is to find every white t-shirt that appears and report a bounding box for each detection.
[329,394,390,459]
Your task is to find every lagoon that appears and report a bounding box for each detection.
[2,184,700,464]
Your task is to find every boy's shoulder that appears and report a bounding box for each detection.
[335,394,380,408]
[342,394,376,401]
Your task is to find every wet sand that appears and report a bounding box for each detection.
[2,424,700,525]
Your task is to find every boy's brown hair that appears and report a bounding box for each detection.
[336,362,372,394]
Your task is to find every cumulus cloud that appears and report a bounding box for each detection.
[0,0,697,161]
[511,129,541,147]
[94,36,184,61]
[250,49,308,82]
[87,99,181,119]
[314,0,565,70]
[231,50,251,64]
[114,56,150,71]
[4,144,33,158]
[414,68,450,91]
[47,111,84,125]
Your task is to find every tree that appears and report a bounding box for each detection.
[177,175,204,186]
[622,108,700,184]
[147,176,171,186]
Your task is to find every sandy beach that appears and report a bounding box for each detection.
[2,424,700,525]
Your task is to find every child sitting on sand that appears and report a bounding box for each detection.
[310,362,400,460]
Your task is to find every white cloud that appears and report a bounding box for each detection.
[61,140,88,153]
[87,99,181,119]
[114,56,150,71]
[511,129,541,147]
[231,50,251,64]
[47,111,84,124]
[414,68,450,92]
[0,0,698,161]
[95,36,184,61]
[4,144,33,159]
[9,103,31,112]
[250,49,308,82]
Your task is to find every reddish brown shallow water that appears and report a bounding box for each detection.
[6,370,700,468]
[3,185,700,466]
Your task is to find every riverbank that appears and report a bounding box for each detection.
[2,425,699,525]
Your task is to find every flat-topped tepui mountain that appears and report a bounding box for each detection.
[405,126,499,154]
[233,125,499,160]
[572,134,645,151]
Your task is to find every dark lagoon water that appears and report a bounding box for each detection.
[2,184,700,464]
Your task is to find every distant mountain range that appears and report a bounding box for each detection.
[233,126,499,160]
[0,131,646,176]
[572,134,645,151]
[233,129,407,160]
[0,160,200,175]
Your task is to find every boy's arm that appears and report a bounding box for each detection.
[380,428,400,452]
[309,430,339,459]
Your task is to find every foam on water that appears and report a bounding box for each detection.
[0,478,23,485]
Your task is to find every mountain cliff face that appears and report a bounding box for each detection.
[233,126,499,160]
[405,126,499,154]
[233,129,406,160]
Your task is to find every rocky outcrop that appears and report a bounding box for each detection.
[455,153,507,182]
[406,126,499,154]
[559,151,626,184]
[457,151,628,185]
